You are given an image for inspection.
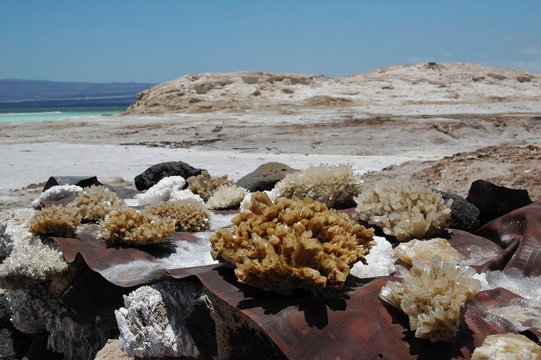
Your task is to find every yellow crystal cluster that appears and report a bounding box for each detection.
[98,207,175,245]
[379,257,481,342]
[143,201,210,232]
[70,185,126,222]
[210,192,374,295]
[28,205,81,238]
[187,171,235,202]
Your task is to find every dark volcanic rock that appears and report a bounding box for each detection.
[466,179,532,226]
[134,161,204,191]
[434,190,480,232]
[236,162,298,192]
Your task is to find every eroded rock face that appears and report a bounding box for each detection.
[124,64,541,115]
[210,192,374,295]
[236,162,299,192]
[134,161,204,191]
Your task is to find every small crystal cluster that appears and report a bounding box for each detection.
[379,257,481,342]
[71,185,126,222]
[471,333,541,360]
[274,164,362,208]
[28,205,81,237]
[98,208,175,245]
[206,184,249,210]
[210,192,374,295]
[355,181,452,241]
[394,238,463,266]
[143,202,210,232]
[187,171,235,202]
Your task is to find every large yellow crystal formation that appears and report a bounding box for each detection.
[210,192,374,295]
[379,257,481,342]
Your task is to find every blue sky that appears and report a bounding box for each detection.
[1,0,540,83]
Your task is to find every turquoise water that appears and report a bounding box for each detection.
[0,106,126,123]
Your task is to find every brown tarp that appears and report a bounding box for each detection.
[51,197,541,359]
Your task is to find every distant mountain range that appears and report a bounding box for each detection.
[0,79,155,109]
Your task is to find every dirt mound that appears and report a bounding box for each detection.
[125,63,541,114]
[360,144,541,201]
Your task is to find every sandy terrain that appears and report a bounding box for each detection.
[1,63,540,209]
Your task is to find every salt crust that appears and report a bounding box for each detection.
[394,238,463,266]
[380,257,481,342]
[135,176,186,205]
[211,192,374,295]
[115,280,202,358]
[31,184,83,209]
[355,181,452,241]
[98,234,217,286]
[28,205,81,237]
[349,236,396,278]
[187,171,235,202]
[484,271,541,304]
[206,184,249,210]
[273,164,362,209]
[471,333,541,360]
[143,201,210,232]
[98,207,175,245]
[71,185,126,222]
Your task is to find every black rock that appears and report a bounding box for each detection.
[134,161,204,191]
[466,179,532,226]
[434,190,480,232]
[236,162,298,192]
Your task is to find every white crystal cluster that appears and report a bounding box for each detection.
[135,176,186,205]
[355,181,452,241]
[274,164,362,208]
[471,333,541,360]
[379,257,481,342]
[115,280,202,358]
[207,184,249,210]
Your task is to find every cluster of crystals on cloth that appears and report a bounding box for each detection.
[187,171,235,202]
[471,333,541,360]
[207,184,249,210]
[379,257,481,342]
[28,205,81,237]
[98,208,175,245]
[393,238,464,266]
[354,181,452,241]
[210,192,374,295]
[273,164,362,209]
[71,185,126,222]
[143,201,210,232]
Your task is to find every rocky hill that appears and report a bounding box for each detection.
[125,62,541,114]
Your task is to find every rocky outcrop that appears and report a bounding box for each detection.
[125,63,541,114]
